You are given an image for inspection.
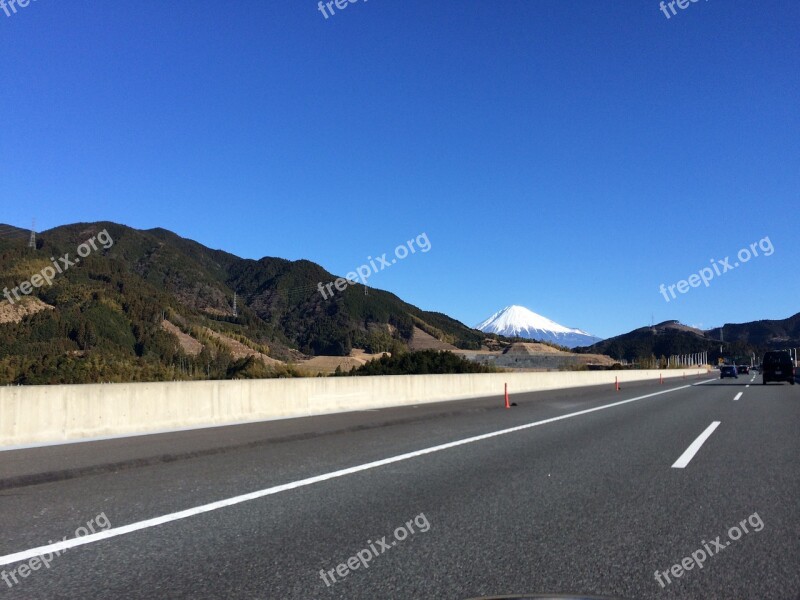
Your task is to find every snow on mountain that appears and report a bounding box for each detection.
[475,305,602,348]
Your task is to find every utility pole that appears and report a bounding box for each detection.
[233,292,238,317]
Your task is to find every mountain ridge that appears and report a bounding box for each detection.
[575,315,800,363]
[0,221,485,384]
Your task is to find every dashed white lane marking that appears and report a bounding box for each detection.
[672,421,721,469]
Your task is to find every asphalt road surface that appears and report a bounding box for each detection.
[1,373,798,599]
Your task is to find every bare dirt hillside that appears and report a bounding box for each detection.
[297,349,389,375]
[0,297,54,324]
[408,326,458,351]
[161,320,204,356]
[203,328,283,366]
[503,342,568,355]
[454,341,616,370]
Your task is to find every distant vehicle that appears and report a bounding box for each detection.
[720,365,738,379]
[761,351,795,385]
[738,365,750,374]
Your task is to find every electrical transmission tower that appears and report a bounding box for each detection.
[28,219,36,250]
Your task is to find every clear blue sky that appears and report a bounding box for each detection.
[1,0,797,338]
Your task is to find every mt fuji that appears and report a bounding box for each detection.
[475,305,603,348]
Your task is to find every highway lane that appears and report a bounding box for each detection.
[0,377,689,487]
[0,375,797,599]
[0,377,706,548]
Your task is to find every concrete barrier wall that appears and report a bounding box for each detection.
[0,369,707,448]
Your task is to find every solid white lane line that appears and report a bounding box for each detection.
[0,384,697,567]
[734,392,743,400]
[672,421,721,469]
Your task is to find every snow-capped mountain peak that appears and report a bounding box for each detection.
[474,305,602,348]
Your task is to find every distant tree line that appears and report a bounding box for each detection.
[335,350,499,376]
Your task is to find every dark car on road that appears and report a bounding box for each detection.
[738,365,750,374]
[761,351,795,385]
[720,365,738,379]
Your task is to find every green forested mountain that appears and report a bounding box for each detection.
[0,222,483,384]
